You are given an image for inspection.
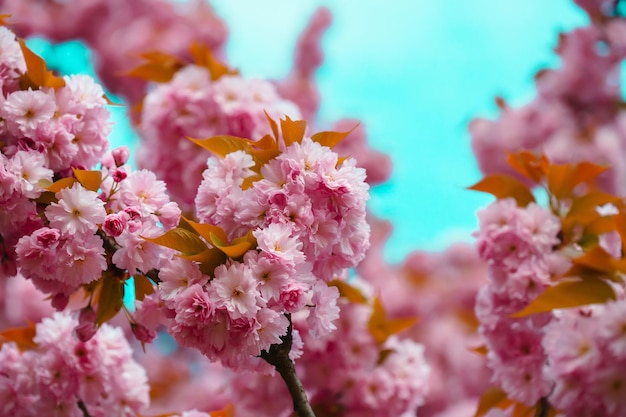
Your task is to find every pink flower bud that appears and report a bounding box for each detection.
[131,323,157,344]
[51,293,69,311]
[75,306,97,342]
[112,146,130,167]
[103,213,127,237]
[112,168,128,183]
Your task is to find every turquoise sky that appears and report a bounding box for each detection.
[31,1,588,263]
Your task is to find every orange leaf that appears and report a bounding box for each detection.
[124,51,184,83]
[210,404,235,417]
[0,322,37,351]
[188,135,252,157]
[310,123,359,149]
[183,218,228,246]
[0,14,12,26]
[615,212,626,256]
[368,297,417,344]
[510,277,615,318]
[566,191,620,219]
[548,161,609,199]
[468,344,488,356]
[143,227,208,256]
[134,274,155,302]
[474,386,510,417]
[512,402,534,417]
[189,41,237,80]
[45,177,77,193]
[468,174,535,206]
[18,39,66,89]
[280,115,307,146]
[506,151,546,183]
[328,279,368,304]
[95,274,124,325]
[264,111,280,140]
[72,168,102,192]
[567,245,622,275]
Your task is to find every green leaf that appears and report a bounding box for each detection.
[468,174,535,206]
[511,278,616,318]
[143,227,208,256]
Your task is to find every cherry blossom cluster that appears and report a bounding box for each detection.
[0,311,150,417]
[137,65,301,210]
[136,124,371,371]
[470,4,626,194]
[0,25,109,279]
[1,0,228,105]
[474,198,561,405]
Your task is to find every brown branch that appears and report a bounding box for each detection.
[260,314,316,417]
[77,399,92,417]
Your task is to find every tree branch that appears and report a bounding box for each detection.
[77,399,92,417]
[260,314,316,417]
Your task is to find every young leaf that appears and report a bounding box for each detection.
[280,115,307,146]
[210,404,235,417]
[124,51,184,83]
[264,111,280,140]
[95,275,124,325]
[188,135,251,157]
[474,386,510,417]
[328,279,368,304]
[310,123,359,149]
[0,322,37,351]
[189,41,237,80]
[46,177,77,193]
[468,174,535,206]
[72,168,102,192]
[134,274,155,301]
[143,227,208,256]
[548,161,608,199]
[510,277,616,318]
[183,218,228,247]
[18,39,66,89]
[214,240,251,258]
[506,151,546,183]
[468,344,488,356]
[368,297,417,344]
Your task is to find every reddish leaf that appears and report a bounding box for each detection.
[134,274,155,301]
[143,227,208,256]
[468,174,535,206]
[0,322,37,351]
[328,280,368,304]
[280,115,307,146]
[72,168,102,192]
[506,151,547,183]
[566,191,620,219]
[368,297,417,344]
[548,161,608,199]
[511,278,615,318]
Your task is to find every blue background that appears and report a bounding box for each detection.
[30,1,587,263]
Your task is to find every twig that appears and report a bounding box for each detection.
[260,314,316,417]
[77,399,92,417]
